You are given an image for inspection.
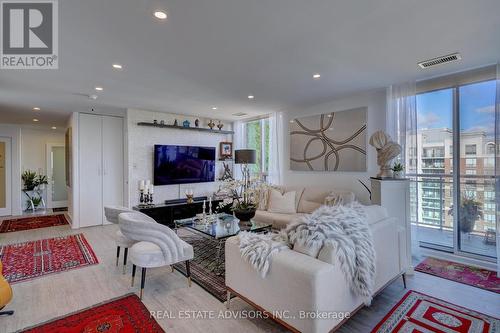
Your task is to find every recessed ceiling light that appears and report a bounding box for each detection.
[153,10,167,20]
[112,63,122,69]
[313,73,321,79]
[95,86,103,91]
[212,107,218,110]
[247,95,254,99]
[33,107,40,111]
[33,118,39,122]
[289,120,295,123]
[51,126,57,130]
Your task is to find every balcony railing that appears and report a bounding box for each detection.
[406,173,497,234]
[408,173,497,258]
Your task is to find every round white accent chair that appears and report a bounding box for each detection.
[104,206,156,273]
[118,212,194,299]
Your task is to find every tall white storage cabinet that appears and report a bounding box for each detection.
[79,113,124,227]
[370,178,412,274]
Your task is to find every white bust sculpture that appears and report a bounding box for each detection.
[369,131,402,178]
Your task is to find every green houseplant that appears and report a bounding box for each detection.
[21,170,48,209]
[391,162,404,179]
[448,193,483,234]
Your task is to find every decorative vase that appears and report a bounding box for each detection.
[183,120,190,128]
[217,121,223,130]
[234,208,256,222]
[208,120,215,130]
[393,171,403,179]
[195,119,199,127]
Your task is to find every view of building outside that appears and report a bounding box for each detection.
[409,79,497,258]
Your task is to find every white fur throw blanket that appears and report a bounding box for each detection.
[238,203,376,305]
[238,231,289,278]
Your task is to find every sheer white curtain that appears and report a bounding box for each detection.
[386,82,418,258]
[233,120,246,180]
[386,82,417,168]
[495,63,500,276]
[268,112,284,185]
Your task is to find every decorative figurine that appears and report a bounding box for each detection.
[208,119,215,130]
[195,119,200,127]
[153,119,158,125]
[219,162,234,181]
[217,121,224,130]
[173,119,178,126]
[369,130,402,178]
[160,120,165,125]
[183,120,190,128]
[185,188,194,204]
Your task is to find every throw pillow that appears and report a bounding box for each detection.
[324,191,355,207]
[267,189,297,214]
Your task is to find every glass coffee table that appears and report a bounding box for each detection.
[174,213,272,274]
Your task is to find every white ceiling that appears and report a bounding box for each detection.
[1,0,500,127]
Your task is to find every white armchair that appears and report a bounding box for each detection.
[103,206,156,273]
[118,212,194,299]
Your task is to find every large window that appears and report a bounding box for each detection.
[412,78,497,260]
[244,118,270,177]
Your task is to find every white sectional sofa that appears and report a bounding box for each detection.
[225,187,405,333]
[253,186,360,229]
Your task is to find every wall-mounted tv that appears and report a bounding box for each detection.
[154,145,216,185]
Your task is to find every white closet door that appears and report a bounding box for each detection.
[79,114,103,227]
[102,116,124,221]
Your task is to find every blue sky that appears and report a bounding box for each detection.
[416,80,496,136]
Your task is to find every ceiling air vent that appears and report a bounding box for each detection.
[232,112,248,117]
[418,53,461,69]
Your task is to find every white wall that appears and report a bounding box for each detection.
[127,108,233,207]
[66,113,78,226]
[20,127,65,210]
[282,89,387,204]
[0,124,22,216]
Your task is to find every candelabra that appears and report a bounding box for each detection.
[139,189,145,206]
[148,191,154,206]
[202,200,207,224]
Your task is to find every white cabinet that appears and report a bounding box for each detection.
[370,177,412,274]
[79,114,124,227]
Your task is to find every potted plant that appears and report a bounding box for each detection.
[392,162,404,179]
[21,170,37,191]
[448,193,483,234]
[21,170,48,209]
[216,179,263,222]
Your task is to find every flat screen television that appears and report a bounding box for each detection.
[154,144,216,185]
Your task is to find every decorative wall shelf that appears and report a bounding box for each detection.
[137,122,234,135]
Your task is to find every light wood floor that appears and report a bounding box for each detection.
[0,216,499,333]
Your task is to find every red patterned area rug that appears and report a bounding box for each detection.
[0,234,98,284]
[0,214,69,233]
[371,290,499,333]
[415,257,500,294]
[20,293,165,332]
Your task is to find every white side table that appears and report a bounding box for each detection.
[370,177,413,274]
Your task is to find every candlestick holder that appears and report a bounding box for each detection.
[139,189,149,207]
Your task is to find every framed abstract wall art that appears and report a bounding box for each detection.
[289,107,367,172]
